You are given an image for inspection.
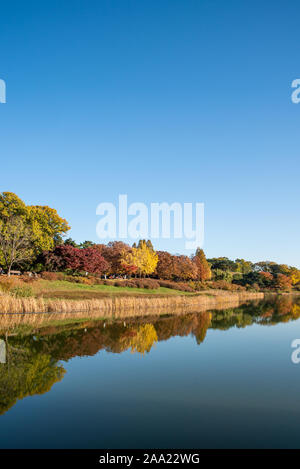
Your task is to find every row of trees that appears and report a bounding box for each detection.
[0,192,299,289]
[39,240,212,281]
[207,257,300,289]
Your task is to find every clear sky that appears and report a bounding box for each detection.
[1,0,299,266]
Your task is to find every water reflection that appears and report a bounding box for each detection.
[0,296,300,417]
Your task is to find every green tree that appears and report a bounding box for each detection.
[0,192,70,271]
[0,216,34,275]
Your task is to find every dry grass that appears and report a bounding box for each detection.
[0,291,264,334]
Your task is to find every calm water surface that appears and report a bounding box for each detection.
[1,296,300,448]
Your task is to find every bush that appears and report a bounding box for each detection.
[0,278,21,293]
[208,280,246,291]
[112,278,160,289]
[40,271,65,281]
[134,279,160,289]
[10,286,34,298]
[93,278,105,285]
[62,275,95,285]
[157,280,194,292]
[77,277,95,285]
[189,281,207,291]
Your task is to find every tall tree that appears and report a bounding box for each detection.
[0,216,34,275]
[0,192,70,257]
[192,248,211,281]
[155,251,175,280]
[173,255,198,281]
[121,240,158,277]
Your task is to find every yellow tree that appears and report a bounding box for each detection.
[135,240,158,277]
[28,205,70,251]
[0,192,70,270]
[121,240,158,277]
[289,267,300,286]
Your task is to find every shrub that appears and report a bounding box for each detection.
[0,278,21,293]
[77,277,94,285]
[111,278,160,289]
[208,280,246,291]
[189,281,207,291]
[157,280,194,292]
[62,275,95,285]
[93,278,105,285]
[134,279,160,289]
[40,271,65,281]
[10,286,34,298]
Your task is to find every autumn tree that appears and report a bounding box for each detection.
[192,248,211,281]
[40,245,109,275]
[79,246,110,274]
[289,267,300,286]
[99,241,132,276]
[155,251,174,280]
[273,274,292,291]
[173,255,198,281]
[121,240,158,277]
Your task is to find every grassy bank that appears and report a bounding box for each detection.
[32,279,194,298]
[0,277,264,329]
[0,289,264,327]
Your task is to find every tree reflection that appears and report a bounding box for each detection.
[1,296,300,415]
[0,335,65,415]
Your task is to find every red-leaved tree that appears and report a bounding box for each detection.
[40,245,109,275]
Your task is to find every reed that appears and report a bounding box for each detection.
[0,291,264,333]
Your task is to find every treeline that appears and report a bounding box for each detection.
[0,192,300,292]
[207,257,300,291]
[38,239,211,283]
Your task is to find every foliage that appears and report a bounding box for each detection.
[207,257,237,272]
[98,241,130,275]
[0,192,70,273]
[0,216,34,275]
[121,240,158,277]
[192,248,211,281]
[39,245,109,275]
[155,251,174,279]
[10,285,34,297]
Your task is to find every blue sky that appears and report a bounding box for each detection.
[1,0,300,266]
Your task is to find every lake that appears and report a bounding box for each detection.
[1,296,300,449]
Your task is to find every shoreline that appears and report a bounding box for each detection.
[0,291,264,333]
